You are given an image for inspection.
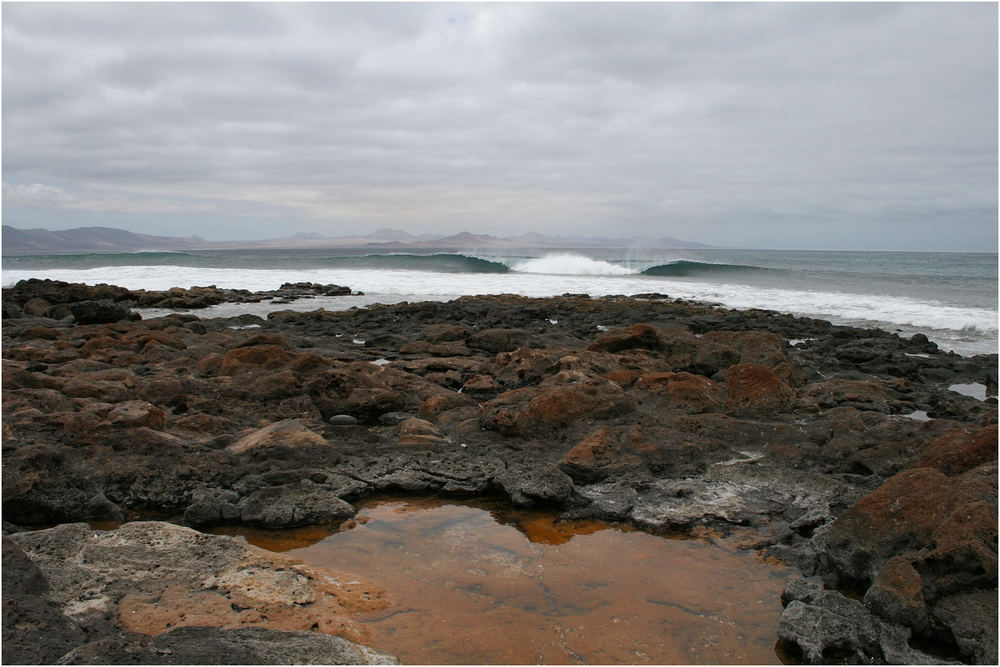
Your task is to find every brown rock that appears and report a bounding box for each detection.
[819,461,998,598]
[491,347,562,385]
[799,379,895,412]
[399,341,469,357]
[558,427,642,483]
[634,372,724,414]
[603,369,642,388]
[724,362,795,416]
[702,330,790,370]
[864,556,930,631]
[18,326,61,340]
[395,418,448,446]
[588,323,664,353]
[461,374,500,398]
[418,323,470,343]
[480,376,632,437]
[234,333,289,348]
[218,345,295,374]
[227,419,328,455]
[916,424,998,475]
[467,328,533,353]
[517,377,632,434]
[107,400,168,430]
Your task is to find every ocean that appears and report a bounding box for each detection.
[2,247,997,357]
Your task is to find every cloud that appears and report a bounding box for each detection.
[2,2,996,249]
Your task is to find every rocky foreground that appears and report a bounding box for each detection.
[2,279,997,664]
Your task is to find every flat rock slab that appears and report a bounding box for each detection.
[10,521,391,654]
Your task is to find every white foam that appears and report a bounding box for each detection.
[4,264,997,356]
[510,253,638,276]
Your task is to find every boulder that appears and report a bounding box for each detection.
[69,300,136,325]
[817,464,995,587]
[724,362,795,416]
[557,427,642,484]
[460,374,500,399]
[226,420,328,455]
[417,323,470,343]
[932,590,998,665]
[587,323,664,353]
[481,376,632,437]
[107,400,168,430]
[218,345,296,374]
[777,588,938,664]
[395,418,448,447]
[239,481,356,528]
[490,348,561,386]
[634,372,724,414]
[916,424,998,475]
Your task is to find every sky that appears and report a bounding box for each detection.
[2,2,997,251]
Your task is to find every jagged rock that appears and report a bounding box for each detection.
[239,481,356,528]
[932,590,998,665]
[777,589,939,664]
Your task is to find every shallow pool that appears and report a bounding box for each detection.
[212,497,796,664]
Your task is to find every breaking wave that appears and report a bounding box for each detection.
[509,254,637,275]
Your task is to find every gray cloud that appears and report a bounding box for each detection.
[3,2,996,250]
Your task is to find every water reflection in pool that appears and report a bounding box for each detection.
[212,496,795,664]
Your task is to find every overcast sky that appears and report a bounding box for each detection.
[3,2,997,250]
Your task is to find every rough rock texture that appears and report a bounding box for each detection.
[58,627,398,665]
[4,522,394,664]
[778,578,940,664]
[3,283,996,664]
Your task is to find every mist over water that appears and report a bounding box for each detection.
[3,247,996,357]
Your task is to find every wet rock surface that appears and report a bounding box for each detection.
[2,281,997,664]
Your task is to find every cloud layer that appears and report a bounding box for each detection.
[3,3,996,250]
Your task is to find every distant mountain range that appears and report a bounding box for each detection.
[2,225,713,254]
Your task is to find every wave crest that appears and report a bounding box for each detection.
[359,253,509,273]
[641,260,766,277]
[510,254,637,276]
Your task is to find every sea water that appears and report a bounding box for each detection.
[3,247,996,356]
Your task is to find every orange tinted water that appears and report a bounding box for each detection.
[213,497,795,664]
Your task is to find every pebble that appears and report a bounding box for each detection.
[328,414,358,426]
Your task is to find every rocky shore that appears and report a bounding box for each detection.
[3,278,996,664]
